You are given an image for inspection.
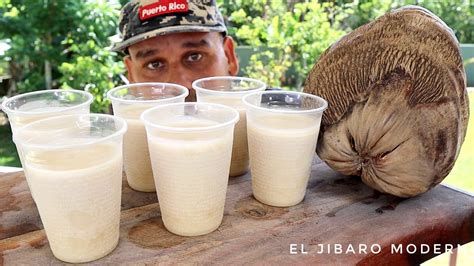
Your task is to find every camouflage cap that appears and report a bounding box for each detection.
[112,0,227,52]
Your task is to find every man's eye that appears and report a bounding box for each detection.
[186,53,203,62]
[146,61,164,70]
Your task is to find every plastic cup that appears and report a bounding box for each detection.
[141,103,239,236]
[1,89,94,199]
[107,82,188,192]
[243,91,327,207]
[13,114,127,263]
[193,76,266,177]
[1,89,93,133]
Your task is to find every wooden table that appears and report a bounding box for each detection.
[1,158,473,265]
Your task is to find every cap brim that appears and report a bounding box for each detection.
[111,25,227,52]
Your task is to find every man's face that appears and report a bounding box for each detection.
[124,32,239,101]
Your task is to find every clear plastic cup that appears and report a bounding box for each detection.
[13,114,127,263]
[193,76,266,177]
[1,89,93,133]
[243,91,327,207]
[107,82,188,192]
[1,89,94,199]
[141,103,239,236]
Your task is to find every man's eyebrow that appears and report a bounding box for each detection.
[135,49,158,59]
[181,39,211,49]
[134,39,211,59]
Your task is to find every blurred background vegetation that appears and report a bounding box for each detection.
[222,0,474,87]
[0,0,473,110]
[0,0,473,196]
[0,0,128,113]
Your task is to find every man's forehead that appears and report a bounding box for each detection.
[128,31,220,54]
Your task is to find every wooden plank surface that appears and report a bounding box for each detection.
[0,171,157,240]
[1,159,473,265]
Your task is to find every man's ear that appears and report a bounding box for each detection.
[223,36,239,76]
[124,55,135,83]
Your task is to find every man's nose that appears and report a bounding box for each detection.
[165,65,192,89]
[164,66,196,101]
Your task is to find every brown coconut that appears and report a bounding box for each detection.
[303,6,469,197]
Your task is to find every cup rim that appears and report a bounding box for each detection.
[1,89,93,116]
[13,114,128,150]
[192,76,267,95]
[140,102,240,133]
[107,82,189,104]
[242,91,328,114]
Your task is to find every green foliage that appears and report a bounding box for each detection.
[217,0,473,89]
[0,120,20,167]
[218,0,285,44]
[58,1,124,113]
[1,0,68,92]
[0,0,472,106]
[405,0,474,44]
[59,52,123,114]
[343,0,474,43]
[221,0,348,89]
[0,0,124,113]
[246,49,292,88]
[343,0,396,29]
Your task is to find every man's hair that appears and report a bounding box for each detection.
[112,0,227,53]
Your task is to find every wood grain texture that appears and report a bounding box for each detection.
[1,158,473,265]
[0,171,157,240]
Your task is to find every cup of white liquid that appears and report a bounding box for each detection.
[107,82,188,192]
[1,89,93,133]
[193,76,266,177]
[141,103,239,236]
[1,89,94,199]
[243,91,327,207]
[13,114,127,263]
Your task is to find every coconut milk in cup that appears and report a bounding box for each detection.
[141,103,239,236]
[193,76,266,177]
[243,91,327,207]
[1,89,93,133]
[1,89,93,199]
[13,114,127,263]
[108,83,188,192]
